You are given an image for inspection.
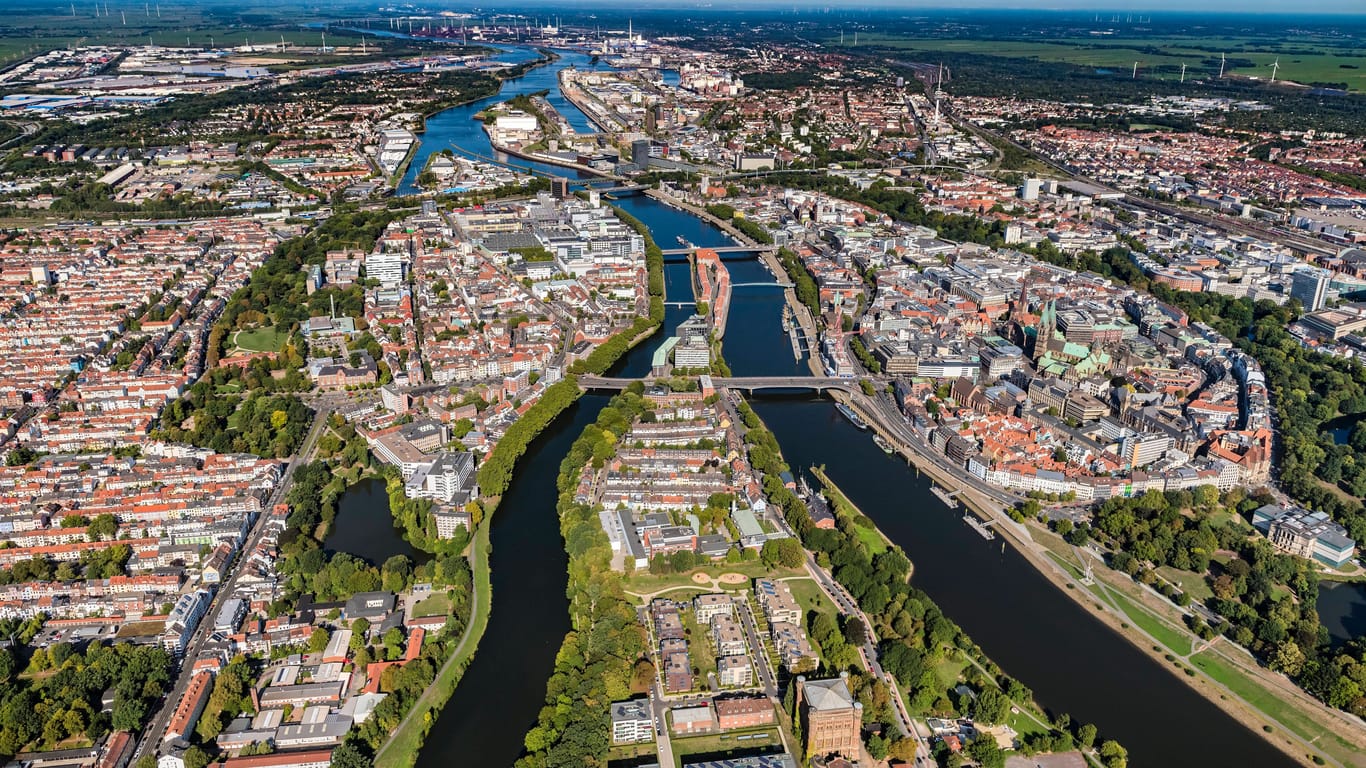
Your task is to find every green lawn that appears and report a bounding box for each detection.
[623,562,799,596]
[784,577,837,618]
[671,726,781,767]
[1156,566,1213,602]
[1189,651,1358,762]
[412,593,451,619]
[232,326,288,353]
[1106,590,1193,656]
[932,656,969,690]
[854,522,889,556]
[681,608,718,688]
[1005,707,1050,737]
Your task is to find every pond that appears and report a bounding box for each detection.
[323,476,431,567]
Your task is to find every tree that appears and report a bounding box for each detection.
[1077,722,1098,749]
[351,617,371,643]
[1270,641,1306,677]
[183,746,211,768]
[0,648,13,682]
[332,743,370,768]
[974,686,1009,725]
[381,555,413,594]
[111,695,146,733]
[1099,740,1128,768]
[761,538,804,569]
[308,628,331,655]
[967,734,1006,768]
[88,513,118,541]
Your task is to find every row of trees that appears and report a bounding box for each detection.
[515,390,655,767]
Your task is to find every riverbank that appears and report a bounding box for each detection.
[737,397,1105,765]
[373,522,491,768]
[839,394,1357,768]
[557,65,624,134]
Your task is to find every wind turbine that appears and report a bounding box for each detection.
[1180,63,1186,84]
[1270,57,1280,83]
[1219,52,1226,78]
[1132,61,1138,79]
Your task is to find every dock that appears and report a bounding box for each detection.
[964,513,997,540]
[930,486,959,509]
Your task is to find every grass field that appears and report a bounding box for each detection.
[1189,650,1360,762]
[932,655,969,690]
[784,577,837,618]
[671,726,782,767]
[623,562,798,596]
[115,620,166,638]
[841,34,1366,91]
[232,326,288,353]
[412,592,451,619]
[1106,589,1193,656]
[1155,566,1213,602]
[853,522,889,556]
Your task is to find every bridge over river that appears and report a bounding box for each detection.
[577,374,867,394]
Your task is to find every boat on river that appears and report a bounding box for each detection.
[836,402,868,430]
[873,434,894,454]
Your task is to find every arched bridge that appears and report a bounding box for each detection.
[577,375,865,394]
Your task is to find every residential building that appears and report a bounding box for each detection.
[715,696,776,730]
[164,670,214,742]
[718,655,754,687]
[610,699,655,744]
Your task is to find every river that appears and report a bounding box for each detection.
[394,44,1294,768]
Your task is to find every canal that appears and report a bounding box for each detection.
[399,43,1295,768]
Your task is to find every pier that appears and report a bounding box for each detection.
[964,514,997,540]
[930,486,959,509]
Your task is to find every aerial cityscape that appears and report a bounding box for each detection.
[0,2,1364,768]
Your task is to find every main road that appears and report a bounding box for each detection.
[132,410,330,762]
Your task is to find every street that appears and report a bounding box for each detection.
[131,410,330,762]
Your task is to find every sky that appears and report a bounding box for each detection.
[535,0,1366,14]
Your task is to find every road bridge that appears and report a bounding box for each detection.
[732,281,794,288]
[659,245,779,256]
[577,374,863,394]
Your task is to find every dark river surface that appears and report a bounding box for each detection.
[346,41,1298,768]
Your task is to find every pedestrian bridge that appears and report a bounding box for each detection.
[577,374,863,394]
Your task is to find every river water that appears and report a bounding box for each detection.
[364,42,1297,768]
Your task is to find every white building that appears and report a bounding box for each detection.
[365,250,407,288]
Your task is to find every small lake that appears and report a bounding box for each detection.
[1323,413,1361,445]
[324,476,431,566]
[1319,580,1366,646]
